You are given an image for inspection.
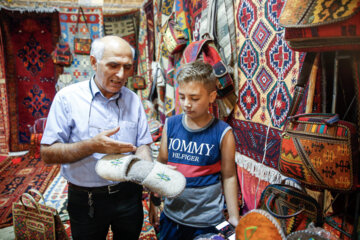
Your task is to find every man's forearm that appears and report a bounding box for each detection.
[135,144,152,162]
[41,140,95,164]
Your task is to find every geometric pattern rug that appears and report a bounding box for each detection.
[43,172,158,239]
[0,154,59,228]
[231,0,303,170]
[0,10,60,151]
[58,7,103,85]
[103,10,139,49]
[43,172,69,222]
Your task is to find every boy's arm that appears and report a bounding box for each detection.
[157,127,168,164]
[221,130,240,227]
[149,127,168,227]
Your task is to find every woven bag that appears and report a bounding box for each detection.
[259,179,323,235]
[74,7,92,55]
[12,189,68,240]
[279,0,360,52]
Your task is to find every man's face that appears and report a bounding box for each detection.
[91,41,133,99]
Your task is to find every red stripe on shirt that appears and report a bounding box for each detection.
[168,161,221,178]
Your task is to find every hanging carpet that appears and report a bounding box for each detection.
[58,7,103,84]
[231,0,304,169]
[0,10,59,152]
[103,10,139,49]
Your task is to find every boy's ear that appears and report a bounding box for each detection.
[209,90,217,103]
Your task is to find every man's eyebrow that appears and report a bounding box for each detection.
[106,61,120,65]
[106,62,133,66]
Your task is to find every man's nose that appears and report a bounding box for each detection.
[116,67,124,78]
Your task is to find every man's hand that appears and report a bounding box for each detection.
[41,127,136,164]
[92,127,136,153]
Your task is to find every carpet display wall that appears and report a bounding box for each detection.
[0,10,59,151]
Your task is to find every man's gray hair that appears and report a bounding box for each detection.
[90,37,135,62]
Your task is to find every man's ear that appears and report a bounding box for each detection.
[90,56,97,71]
[209,90,217,103]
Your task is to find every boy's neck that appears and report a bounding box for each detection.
[184,113,214,130]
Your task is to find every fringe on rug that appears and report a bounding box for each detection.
[235,152,287,184]
[0,5,59,13]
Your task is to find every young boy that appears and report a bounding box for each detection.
[155,61,239,239]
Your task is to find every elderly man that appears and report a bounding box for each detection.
[41,36,153,240]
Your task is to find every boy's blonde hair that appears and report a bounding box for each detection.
[176,61,217,92]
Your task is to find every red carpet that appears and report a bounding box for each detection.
[0,155,7,163]
[0,154,59,228]
[0,10,59,151]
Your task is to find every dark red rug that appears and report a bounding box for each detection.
[0,154,59,228]
[0,10,59,152]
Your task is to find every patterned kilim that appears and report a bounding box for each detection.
[144,0,155,74]
[103,10,139,49]
[175,0,191,41]
[279,0,360,27]
[0,154,60,228]
[137,8,151,101]
[0,26,9,154]
[232,0,303,169]
[0,10,59,151]
[43,172,69,222]
[189,0,203,41]
[59,7,103,84]
[136,1,155,102]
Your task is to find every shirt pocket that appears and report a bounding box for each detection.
[114,120,138,145]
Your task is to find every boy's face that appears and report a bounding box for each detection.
[178,81,217,120]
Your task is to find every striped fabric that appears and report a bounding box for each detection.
[0,26,9,154]
[290,114,351,137]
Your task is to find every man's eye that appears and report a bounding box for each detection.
[192,98,199,101]
[124,65,133,70]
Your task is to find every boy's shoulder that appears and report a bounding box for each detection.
[215,118,231,127]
